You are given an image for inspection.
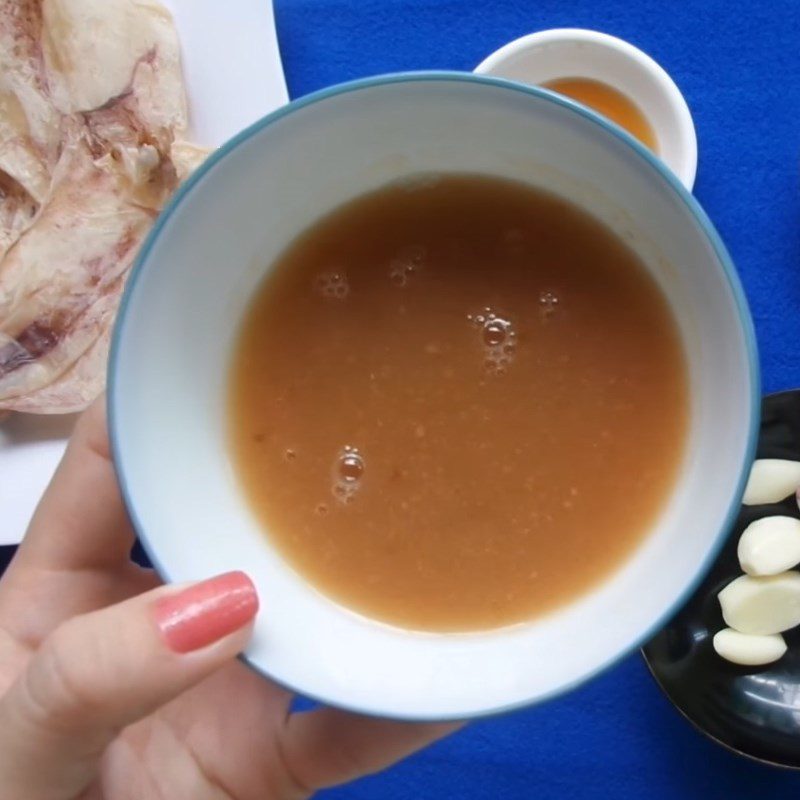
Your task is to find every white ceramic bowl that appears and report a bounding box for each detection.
[109,73,759,721]
[475,29,698,189]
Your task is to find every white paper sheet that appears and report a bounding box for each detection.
[0,0,288,546]
[161,0,288,145]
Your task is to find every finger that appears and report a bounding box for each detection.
[16,395,133,574]
[0,571,258,800]
[280,708,462,793]
[1,397,152,645]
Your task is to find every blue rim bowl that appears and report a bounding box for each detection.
[108,71,760,721]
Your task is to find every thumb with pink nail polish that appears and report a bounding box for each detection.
[155,571,259,653]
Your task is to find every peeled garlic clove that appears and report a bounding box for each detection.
[713,627,787,665]
[718,572,800,634]
[738,516,800,575]
[742,459,800,505]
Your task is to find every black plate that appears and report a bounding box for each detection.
[642,390,800,769]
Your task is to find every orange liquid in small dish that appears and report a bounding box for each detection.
[544,77,659,152]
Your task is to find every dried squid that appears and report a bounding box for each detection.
[0,0,207,414]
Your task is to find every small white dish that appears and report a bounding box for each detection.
[475,28,698,190]
[110,73,757,721]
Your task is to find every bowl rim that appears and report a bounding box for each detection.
[474,27,699,189]
[108,70,760,721]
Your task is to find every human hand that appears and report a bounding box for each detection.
[0,399,459,799]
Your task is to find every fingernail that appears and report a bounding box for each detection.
[155,571,259,654]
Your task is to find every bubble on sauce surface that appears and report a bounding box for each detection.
[338,449,365,481]
[469,307,517,376]
[389,245,426,287]
[483,320,510,347]
[314,271,350,299]
[539,290,560,318]
[332,446,365,503]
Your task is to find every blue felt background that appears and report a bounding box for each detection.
[271,1,800,797]
[3,1,800,797]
